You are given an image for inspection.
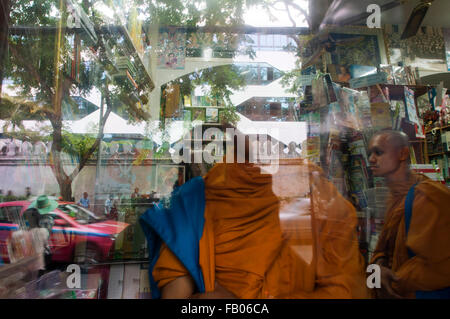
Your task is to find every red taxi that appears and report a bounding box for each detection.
[0,201,129,264]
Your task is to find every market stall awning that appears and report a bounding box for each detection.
[236,113,307,146]
[67,109,147,135]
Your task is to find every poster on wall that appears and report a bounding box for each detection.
[404,87,425,138]
[158,27,186,69]
[333,85,362,130]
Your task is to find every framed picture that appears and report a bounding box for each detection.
[154,165,185,197]
[205,107,219,123]
[157,27,186,69]
[404,86,425,139]
[182,109,192,122]
[191,108,205,122]
[321,26,388,75]
[183,95,192,107]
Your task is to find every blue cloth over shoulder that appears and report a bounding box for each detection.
[139,176,206,299]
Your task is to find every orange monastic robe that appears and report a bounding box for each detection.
[154,159,370,298]
[371,174,450,298]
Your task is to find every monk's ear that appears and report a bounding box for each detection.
[399,146,410,161]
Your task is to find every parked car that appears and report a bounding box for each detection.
[0,201,129,264]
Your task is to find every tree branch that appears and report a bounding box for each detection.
[49,118,70,195]
[288,34,301,49]
[270,0,311,28]
[8,43,56,106]
[69,88,112,181]
[1,94,55,119]
[284,1,296,27]
[283,0,311,27]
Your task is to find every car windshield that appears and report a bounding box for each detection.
[57,204,105,224]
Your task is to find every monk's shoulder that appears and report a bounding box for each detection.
[203,163,226,185]
[415,179,450,206]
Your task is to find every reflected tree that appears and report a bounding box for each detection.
[1,0,151,200]
[0,0,307,200]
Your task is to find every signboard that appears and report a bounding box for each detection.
[349,72,388,89]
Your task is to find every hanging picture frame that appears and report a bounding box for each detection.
[157,27,186,69]
[191,108,206,122]
[182,109,192,122]
[320,25,388,74]
[404,86,425,138]
[205,107,219,124]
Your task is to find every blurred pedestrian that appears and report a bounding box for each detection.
[131,187,140,199]
[25,187,32,199]
[78,192,90,209]
[105,194,113,216]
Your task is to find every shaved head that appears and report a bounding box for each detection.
[368,130,411,182]
[371,130,410,150]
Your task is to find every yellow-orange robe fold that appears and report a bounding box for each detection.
[153,159,370,298]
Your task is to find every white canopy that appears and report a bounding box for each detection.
[236,113,307,146]
[2,109,307,148]
[67,110,192,145]
[229,78,297,107]
[67,109,147,135]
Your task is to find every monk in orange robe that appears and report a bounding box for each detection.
[152,161,369,299]
[369,130,450,299]
[142,137,370,299]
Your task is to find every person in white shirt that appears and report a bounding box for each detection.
[104,195,113,216]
